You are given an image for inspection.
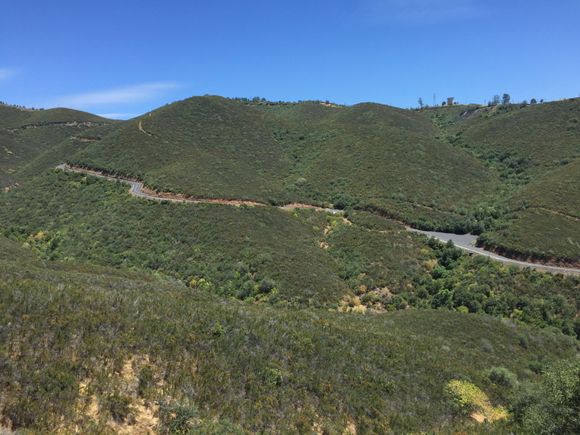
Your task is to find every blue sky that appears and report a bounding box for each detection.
[1,0,579,118]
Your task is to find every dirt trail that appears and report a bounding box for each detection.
[55,164,580,275]
[138,120,154,137]
[523,206,580,222]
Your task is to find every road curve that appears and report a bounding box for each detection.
[56,164,580,275]
[407,228,580,275]
[55,164,342,212]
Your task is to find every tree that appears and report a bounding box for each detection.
[512,358,580,434]
[491,95,500,106]
[530,98,538,104]
[418,97,424,109]
[502,93,511,105]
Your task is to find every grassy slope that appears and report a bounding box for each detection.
[70,96,499,227]
[455,99,580,168]
[428,99,580,262]
[1,236,577,433]
[478,159,579,263]
[4,97,577,260]
[0,104,115,187]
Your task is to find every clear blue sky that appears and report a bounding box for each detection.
[1,0,579,118]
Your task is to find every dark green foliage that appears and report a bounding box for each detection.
[429,98,580,262]
[0,173,577,332]
[70,96,499,233]
[332,234,579,335]
[0,104,113,187]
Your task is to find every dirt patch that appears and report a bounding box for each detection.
[344,419,357,434]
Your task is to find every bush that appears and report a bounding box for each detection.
[445,380,509,422]
[159,401,199,434]
[258,278,276,294]
[107,393,132,422]
[487,367,518,389]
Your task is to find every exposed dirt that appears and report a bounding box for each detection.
[138,120,154,137]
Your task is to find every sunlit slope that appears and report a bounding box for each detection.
[0,235,576,433]
[456,98,580,169]
[480,160,580,263]
[71,96,498,226]
[0,104,114,187]
[427,99,580,262]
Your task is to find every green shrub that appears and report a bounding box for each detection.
[512,358,580,434]
[487,367,518,389]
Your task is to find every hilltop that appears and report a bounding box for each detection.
[0,103,115,188]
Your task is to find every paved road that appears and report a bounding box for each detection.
[407,228,580,275]
[56,164,579,275]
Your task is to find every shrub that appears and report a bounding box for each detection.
[487,367,518,389]
[107,393,132,422]
[159,401,199,434]
[138,366,155,398]
[258,278,276,294]
[445,379,509,422]
[512,358,580,434]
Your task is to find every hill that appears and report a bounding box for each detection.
[1,96,579,433]
[4,96,577,262]
[69,96,500,230]
[0,103,115,188]
[0,235,577,433]
[1,169,577,335]
[427,99,580,264]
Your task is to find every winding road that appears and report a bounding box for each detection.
[406,229,579,275]
[56,164,580,275]
[55,164,341,212]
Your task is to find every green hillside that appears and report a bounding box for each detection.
[1,95,579,433]
[70,96,500,230]
[2,97,578,261]
[428,99,580,263]
[0,235,577,433]
[0,170,577,335]
[0,103,115,188]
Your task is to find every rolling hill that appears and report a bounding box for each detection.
[0,103,115,188]
[69,96,500,230]
[1,95,579,433]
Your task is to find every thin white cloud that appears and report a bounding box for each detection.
[364,0,480,24]
[52,81,180,108]
[96,113,139,120]
[0,68,16,81]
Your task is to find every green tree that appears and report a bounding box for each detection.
[512,358,579,434]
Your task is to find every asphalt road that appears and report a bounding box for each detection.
[407,228,580,275]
